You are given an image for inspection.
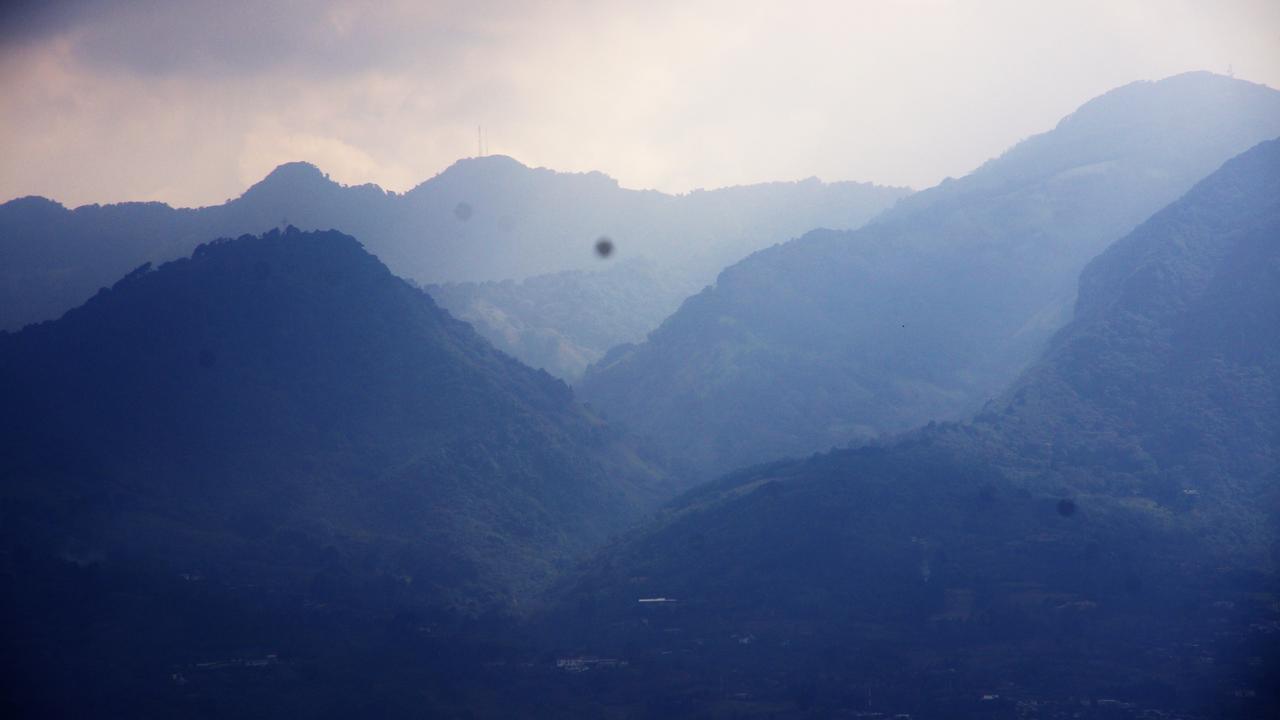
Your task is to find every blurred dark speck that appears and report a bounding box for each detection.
[198,348,217,369]
[595,236,614,258]
[1056,498,1077,517]
[453,202,473,221]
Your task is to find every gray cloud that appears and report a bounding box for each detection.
[5,1,481,75]
[0,0,104,46]
[2,1,1278,208]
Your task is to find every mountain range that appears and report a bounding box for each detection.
[579,71,1280,481]
[544,136,1280,718]
[2,71,1278,719]
[0,157,908,379]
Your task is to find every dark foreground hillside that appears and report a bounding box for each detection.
[539,139,1280,718]
[0,228,668,716]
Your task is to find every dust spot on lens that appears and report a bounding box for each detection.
[454,202,473,221]
[595,236,614,258]
[1056,498,1077,517]
[198,348,217,369]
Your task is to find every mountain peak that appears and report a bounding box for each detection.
[448,154,528,171]
[432,154,531,182]
[1056,70,1280,133]
[0,195,66,214]
[239,161,337,200]
[408,154,621,195]
[263,160,326,181]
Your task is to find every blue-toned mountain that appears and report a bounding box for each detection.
[546,138,1280,718]
[0,157,908,379]
[580,72,1280,481]
[0,227,666,613]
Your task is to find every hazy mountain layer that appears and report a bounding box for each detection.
[545,137,1280,718]
[0,157,909,380]
[0,228,667,615]
[579,72,1280,481]
[427,259,703,381]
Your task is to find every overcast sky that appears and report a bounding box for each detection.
[1,0,1277,208]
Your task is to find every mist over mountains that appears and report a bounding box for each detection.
[2,67,1279,719]
[545,136,1280,717]
[426,258,703,380]
[580,72,1280,481]
[0,157,907,378]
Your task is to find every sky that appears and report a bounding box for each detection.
[1,0,1277,208]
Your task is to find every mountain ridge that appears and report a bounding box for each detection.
[541,137,1280,717]
[579,71,1280,482]
[0,227,668,613]
[0,154,909,380]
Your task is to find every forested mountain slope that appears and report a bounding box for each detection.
[0,227,666,616]
[579,72,1280,481]
[544,138,1280,718]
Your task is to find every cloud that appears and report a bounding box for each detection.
[2,0,1278,207]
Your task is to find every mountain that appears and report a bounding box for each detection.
[394,156,909,286]
[0,227,667,616]
[0,157,909,379]
[542,138,1280,718]
[579,72,1280,481]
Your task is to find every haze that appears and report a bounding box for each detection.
[2,0,1277,208]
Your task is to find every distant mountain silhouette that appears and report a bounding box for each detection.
[579,72,1280,481]
[546,137,1280,718]
[0,157,908,378]
[0,228,667,615]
